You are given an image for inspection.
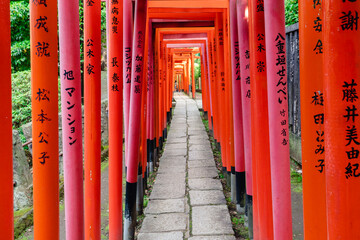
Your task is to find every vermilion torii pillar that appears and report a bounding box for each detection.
[324,1,360,238]
[124,0,133,165]
[107,0,123,238]
[147,24,156,173]
[299,0,327,239]
[124,0,147,238]
[229,0,246,206]
[0,2,13,238]
[264,0,293,238]
[215,12,228,177]
[30,0,60,238]
[248,0,273,239]
[84,0,102,238]
[236,0,253,236]
[191,52,196,98]
[58,0,84,238]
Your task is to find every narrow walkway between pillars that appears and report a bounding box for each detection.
[138,92,235,240]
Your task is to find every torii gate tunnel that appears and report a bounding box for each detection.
[0,0,359,239]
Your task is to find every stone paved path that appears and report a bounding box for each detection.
[138,93,235,240]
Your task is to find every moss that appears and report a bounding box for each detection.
[14,209,33,239]
[101,160,109,172]
[14,207,32,221]
[59,203,65,212]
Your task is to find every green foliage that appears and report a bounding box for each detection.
[12,70,62,128]
[194,55,201,88]
[232,216,245,225]
[12,70,32,128]
[285,0,299,26]
[11,40,30,72]
[10,1,30,42]
[10,1,31,71]
[291,170,302,183]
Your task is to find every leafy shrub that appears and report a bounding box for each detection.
[12,70,32,128]
[10,1,30,43]
[12,70,62,128]
[11,40,30,72]
[285,0,299,26]
[10,1,31,71]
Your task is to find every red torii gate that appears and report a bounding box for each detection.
[0,0,359,240]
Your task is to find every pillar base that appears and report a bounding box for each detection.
[166,111,171,124]
[154,147,158,168]
[136,170,144,215]
[231,169,236,204]
[226,171,231,189]
[147,139,152,173]
[144,170,148,191]
[217,142,221,152]
[236,171,246,208]
[124,182,137,240]
[159,137,163,150]
[164,128,167,140]
[204,111,208,120]
[245,194,253,239]
[236,204,245,214]
[222,167,227,180]
[209,129,214,137]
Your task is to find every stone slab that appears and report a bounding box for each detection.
[189,138,212,146]
[138,232,184,240]
[159,159,187,169]
[188,159,216,168]
[167,133,187,138]
[188,167,218,179]
[145,199,185,214]
[189,135,209,141]
[189,190,226,206]
[189,236,235,240]
[189,151,214,161]
[188,130,208,136]
[189,144,212,152]
[171,125,188,130]
[188,128,206,132]
[160,156,187,165]
[150,183,186,199]
[155,172,186,185]
[162,148,187,157]
[192,205,234,236]
[166,137,187,144]
[168,129,187,134]
[188,178,223,190]
[140,213,188,233]
[165,143,187,150]
[158,165,186,173]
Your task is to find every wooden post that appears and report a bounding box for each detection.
[324,1,360,238]
[107,0,124,238]
[0,2,13,238]
[58,0,84,238]
[124,0,133,167]
[264,0,293,238]
[248,0,274,238]
[299,0,327,239]
[30,0,59,238]
[124,0,147,238]
[215,13,227,174]
[236,0,253,235]
[191,52,196,99]
[84,0,102,238]
[147,23,155,172]
[230,0,245,206]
